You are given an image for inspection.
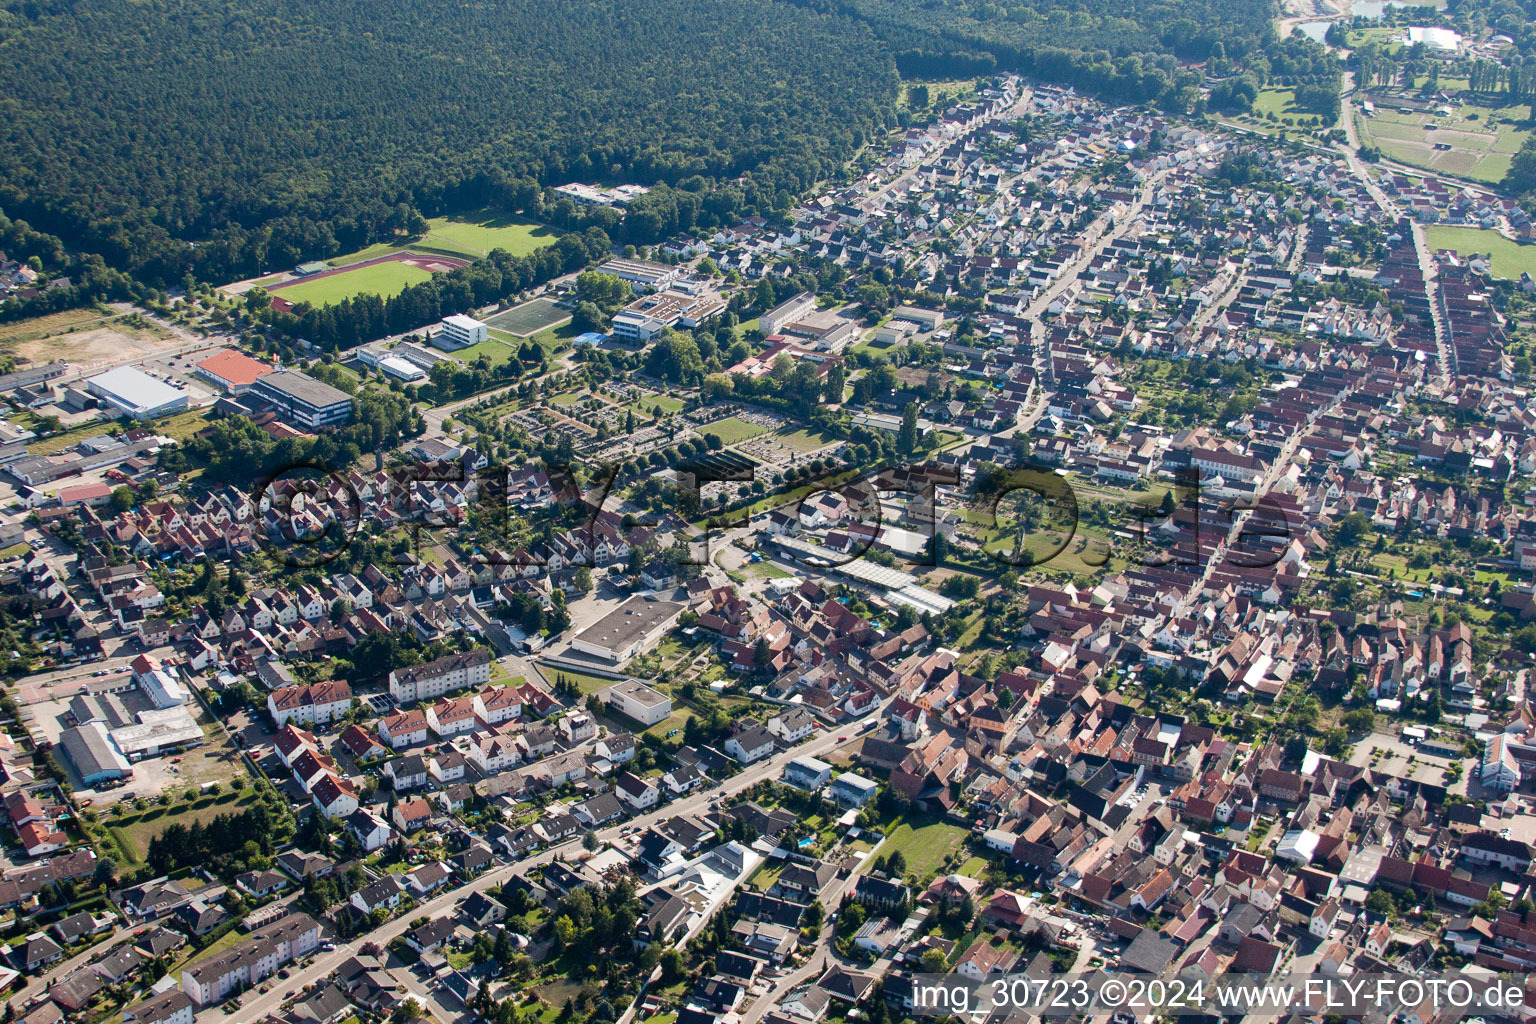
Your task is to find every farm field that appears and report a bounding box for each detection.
[486,298,570,337]
[1355,100,1529,184]
[276,260,434,306]
[1423,226,1536,280]
[699,416,767,445]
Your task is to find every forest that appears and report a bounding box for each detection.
[0,0,897,287]
[786,0,1283,107]
[0,0,1337,304]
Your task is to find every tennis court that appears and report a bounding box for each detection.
[485,298,570,337]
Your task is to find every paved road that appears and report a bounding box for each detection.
[214,711,888,1024]
[737,832,888,1024]
[11,925,123,1012]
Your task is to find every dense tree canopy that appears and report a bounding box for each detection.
[0,0,898,286]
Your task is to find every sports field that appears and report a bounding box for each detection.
[485,298,570,336]
[329,210,561,265]
[276,260,434,306]
[1423,226,1536,280]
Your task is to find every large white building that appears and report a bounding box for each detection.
[595,258,679,293]
[601,678,672,726]
[760,291,817,336]
[570,596,685,664]
[435,314,489,351]
[85,367,189,421]
[180,913,320,1005]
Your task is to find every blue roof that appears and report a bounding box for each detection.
[573,332,608,345]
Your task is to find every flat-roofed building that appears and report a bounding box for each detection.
[761,291,816,335]
[570,596,684,664]
[249,370,353,429]
[86,367,189,421]
[595,258,679,293]
[434,314,489,351]
[602,678,672,726]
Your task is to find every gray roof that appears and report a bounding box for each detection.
[252,369,352,409]
[59,722,130,779]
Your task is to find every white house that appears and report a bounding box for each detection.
[616,771,659,811]
[725,723,776,764]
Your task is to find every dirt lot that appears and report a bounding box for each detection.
[2,312,182,374]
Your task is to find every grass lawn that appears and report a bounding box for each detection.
[958,855,990,877]
[276,261,434,307]
[177,925,246,972]
[0,542,28,560]
[107,790,257,864]
[453,337,521,368]
[746,860,783,891]
[1424,226,1536,280]
[628,394,685,416]
[427,212,561,257]
[698,416,766,445]
[151,408,215,441]
[0,306,108,347]
[1252,87,1326,127]
[775,428,838,454]
[882,818,970,881]
[27,420,118,455]
[536,666,616,695]
[329,211,560,265]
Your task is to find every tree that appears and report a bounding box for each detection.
[659,947,685,984]
[921,947,949,972]
[898,401,921,454]
[109,486,135,513]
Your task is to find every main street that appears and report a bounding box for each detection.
[216,707,888,1024]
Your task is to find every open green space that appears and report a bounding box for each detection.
[882,818,970,881]
[1423,226,1536,280]
[276,261,434,307]
[628,394,686,416]
[699,416,767,445]
[329,212,561,266]
[537,666,618,695]
[107,790,256,865]
[1356,100,1530,184]
[452,337,522,368]
[776,427,838,454]
[1252,87,1328,127]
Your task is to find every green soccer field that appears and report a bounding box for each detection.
[275,261,434,306]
